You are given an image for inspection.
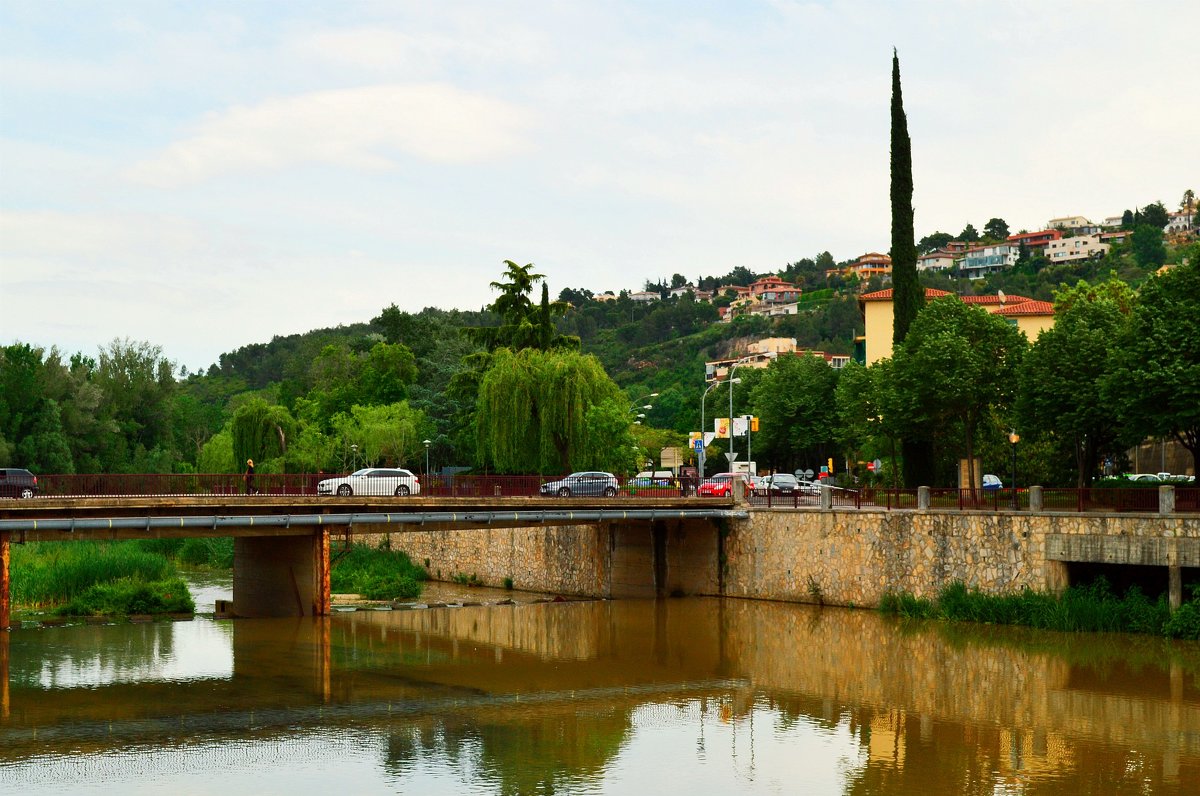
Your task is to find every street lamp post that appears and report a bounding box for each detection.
[423,439,432,480]
[350,443,358,472]
[1008,430,1020,510]
[700,380,720,478]
[727,375,742,467]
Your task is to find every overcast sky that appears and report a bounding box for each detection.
[2,1,1197,372]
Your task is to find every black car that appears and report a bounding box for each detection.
[0,468,38,499]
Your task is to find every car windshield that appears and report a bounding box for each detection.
[771,475,797,484]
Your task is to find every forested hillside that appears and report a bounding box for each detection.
[2,232,1196,487]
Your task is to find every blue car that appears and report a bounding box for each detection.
[982,474,1003,491]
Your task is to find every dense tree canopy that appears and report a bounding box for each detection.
[1104,252,1200,474]
[1019,280,1134,486]
[892,298,1027,492]
[749,353,840,473]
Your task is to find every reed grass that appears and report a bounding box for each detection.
[10,542,177,606]
[879,578,1193,639]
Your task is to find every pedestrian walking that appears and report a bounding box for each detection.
[245,458,257,495]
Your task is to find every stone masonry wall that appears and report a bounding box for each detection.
[369,523,613,597]
[724,509,1200,607]
[368,509,1200,607]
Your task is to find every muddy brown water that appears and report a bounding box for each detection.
[3,587,1200,794]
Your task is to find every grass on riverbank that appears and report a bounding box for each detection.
[879,579,1200,640]
[10,541,194,617]
[331,542,427,600]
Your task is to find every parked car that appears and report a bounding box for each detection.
[0,467,38,499]
[982,474,1003,491]
[697,472,748,497]
[756,473,801,496]
[317,468,421,497]
[540,471,619,497]
[626,470,677,488]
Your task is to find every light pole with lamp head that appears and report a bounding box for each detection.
[423,439,431,480]
[727,374,742,468]
[1008,430,1020,509]
[700,380,721,478]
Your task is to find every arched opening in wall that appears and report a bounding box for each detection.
[1064,562,1200,600]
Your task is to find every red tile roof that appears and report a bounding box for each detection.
[860,287,952,301]
[960,294,1032,306]
[991,300,1055,316]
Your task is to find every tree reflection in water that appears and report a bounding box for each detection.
[384,707,631,794]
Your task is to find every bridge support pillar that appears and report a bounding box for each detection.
[1,531,9,631]
[232,531,331,618]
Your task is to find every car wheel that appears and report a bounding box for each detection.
[395,485,410,496]
[603,486,617,497]
[558,487,572,497]
[19,487,34,499]
[337,484,353,496]
[723,488,731,497]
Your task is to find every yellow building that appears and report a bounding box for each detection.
[857,288,1055,364]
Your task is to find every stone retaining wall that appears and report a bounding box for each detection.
[723,509,1200,607]
[376,509,1200,607]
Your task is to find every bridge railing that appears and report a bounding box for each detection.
[26,473,701,499]
[18,474,1199,512]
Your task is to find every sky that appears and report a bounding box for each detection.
[2,1,1197,373]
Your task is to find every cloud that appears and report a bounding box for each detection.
[128,83,531,186]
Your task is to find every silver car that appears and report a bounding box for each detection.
[317,468,421,497]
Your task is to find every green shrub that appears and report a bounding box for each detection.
[360,574,420,600]
[1164,603,1200,640]
[330,542,427,598]
[54,577,195,617]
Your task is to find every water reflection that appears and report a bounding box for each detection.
[2,599,1199,794]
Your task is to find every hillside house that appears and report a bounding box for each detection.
[959,242,1020,279]
[917,249,958,272]
[857,288,1055,365]
[1006,229,1062,252]
[1045,234,1110,263]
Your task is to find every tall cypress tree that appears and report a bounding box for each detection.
[890,48,920,345]
[889,49,933,486]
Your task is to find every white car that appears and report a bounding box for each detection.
[317,468,421,497]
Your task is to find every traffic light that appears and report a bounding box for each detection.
[827,457,834,474]
[750,416,759,432]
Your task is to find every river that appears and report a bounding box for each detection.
[2,586,1199,794]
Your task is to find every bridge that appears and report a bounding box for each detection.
[0,492,744,626]
[3,480,1199,627]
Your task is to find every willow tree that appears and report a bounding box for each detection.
[475,348,627,473]
[230,398,295,472]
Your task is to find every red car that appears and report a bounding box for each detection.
[697,472,747,497]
